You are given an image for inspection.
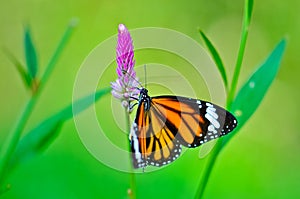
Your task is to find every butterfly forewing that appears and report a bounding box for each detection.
[152,96,237,148]
[152,96,206,147]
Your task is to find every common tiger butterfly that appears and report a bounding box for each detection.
[129,88,237,169]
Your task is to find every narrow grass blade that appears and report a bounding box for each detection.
[199,30,228,90]
[3,48,31,87]
[227,0,254,106]
[223,39,286,146]
[9,87,111,169]
[39,18,78,92]
[24,26,38,79]
[246,0,254,25]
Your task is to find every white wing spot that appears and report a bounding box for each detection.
[207,107,218,119]
[206,102,213,107]
[208,124,214,131]
[205,113,220,129]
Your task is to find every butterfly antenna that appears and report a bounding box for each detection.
[144,64,147,89]
[121,69,143,89]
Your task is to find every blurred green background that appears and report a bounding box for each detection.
[0,0,299,198]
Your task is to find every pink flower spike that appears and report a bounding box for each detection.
[111,24,141,112]
[116,24,135,77]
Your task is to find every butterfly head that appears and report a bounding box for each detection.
[138,88,151,111]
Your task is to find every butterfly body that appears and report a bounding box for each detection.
[130,88,237,169]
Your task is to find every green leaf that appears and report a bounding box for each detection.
[3,48,32,87]
[223,39,286,146]
[24,26,38,79]
[9,87,111,168]
[199,30,228,90]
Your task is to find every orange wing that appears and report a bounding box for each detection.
[130,95,237,169]
[130,101,182,168]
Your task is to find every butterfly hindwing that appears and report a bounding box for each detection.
[130,100,182,168]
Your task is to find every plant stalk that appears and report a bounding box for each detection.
[194,139,223,199]
[124,108,136,199]
[0,97,37,183]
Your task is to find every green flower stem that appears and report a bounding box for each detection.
[0,19,77,185]
[124,108,136,199]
